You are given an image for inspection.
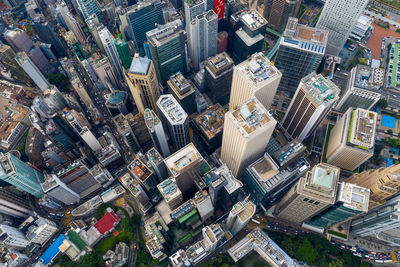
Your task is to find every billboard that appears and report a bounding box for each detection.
[214,0,225,21]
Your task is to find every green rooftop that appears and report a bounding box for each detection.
[67,230,86,250]
[390,44,400,88]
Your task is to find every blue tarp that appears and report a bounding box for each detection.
[39,234,66,265]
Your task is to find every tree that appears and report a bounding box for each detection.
[132,214,141,226]
[388,129,393,135]
[296,238,317,265]
[79,254,103,267]
[359,58,367,65]
[377,99,388,109]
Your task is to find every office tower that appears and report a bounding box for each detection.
[4,29,34,53]
[56,3,87,46]
[115,34,132,70]
[79,126,102,152]
[326,108,377,171]
[263,0,300,32]
[146,148,168,181]
[20,216,58,245]
[0,188,33,218]
[157,95,189,151]
[76,0,100,20]
[229,53,281,110]
[93,57,120,91]
[233,10,267,62]
[221,97,277,178]
[105,91,129,115]
[128,157,159,194]
[32,96,52,118]
[307,182,369,229]
[282,72,340,141]
[158,178,183,210]
[164,143,206,195]
[56,160,101,197]
[15,52,50,91]
[63,109,92,132]
[167,72,196,115]
[274,18,328,94]
[99,27,124,79]
[27,46,54,75]
[125,55,160,114]
[119,172,152,214]
[146,20,187,85]
[204,52,234,105]
[217,31,228,53]
[32,18,65,58]
[0,153,44,198]
[194,190,214,221]
[0,44,33,85]
[3,0,25,9]
[316,0,369,56]
[70,77,94,109]
[347,164,400,210]
[274,163,340,224]
[243,143,309,205]
[226,200,256,234]
[45,119,79,157]
[25,128,46,169]
[41,174,80,205]
[125,0,165,56]
[335,65,383,112]
[188,10,218,70]
[0,225,30,248]
[113,114,141,153]
[144,109,170,158]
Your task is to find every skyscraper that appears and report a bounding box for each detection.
[221,97,277,178]
[274,163,340,224]
[0,153,44,198]
[0,188,33,218]
[204,52,234,105]
[144,109,171,158]
[263,0,300,32]
[125,55,160,114]
[76,0,100,20]
[229,52,282,110]
[315,0,369,56]
[15,52,50,91]
[274,17,328,94]
[326,108,377,171]
[188,10,218,70]
[32,17,66,58]
[0,225,30,248]
[115,34,132,70]
[335,65,383,113]
[157,95,189,151]
[0,44,33,86]
[146,19,187,85]
[45,119,80,158]
[125,0,165,56]
[167,72,196,115]
[99,27,124,79]
[41,174,81,205]
[226,200,256,234]
[281,72,340,141]
[4,29,34,53]
[92,57,120,91]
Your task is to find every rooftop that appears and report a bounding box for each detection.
[106,91,127,106]
[205,52,234,77]
[128,158,153,182]
[146,19,183,47]
[201,164,243,193]
[240,10,267,31]
[168,72,195,99]
[157,178,182,201]
[238,201,256,222]
[271,139,306,167]
[353,65,384,90]
[157,94,188,125]
[113,114,130,133]
[194,104,225,140]
[230,98,276,136]
[170,199,195,220]
[309,164,340,191]
[146,147,164,165]
[338,182,369,212]
[144,109,162,132]
[94,209,120,235]
[301,72,340,106]
[236,53,280,87]
[128,55,151,75]
[248,153,279,183]
[39,235,66,265]
[164,143,203,176]
[347,108,377,149]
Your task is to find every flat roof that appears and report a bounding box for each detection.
[249,153,279,182]
[353,65,384,90]
[157,94,188,125]
[146,19,183,47]
[157,178,182,201]
[205,52,234,77]
[194,104,225,140]
[128,158,153,182]
[238,201,256,222]
[146,147,164,165]
[164,143,202,176]
[311,164,339,190]
[168,72,195,99]
[240,10,266,31]
[348,108,377,149]
[39,234,66,265]
[301,73,340,106]
[338,182,369,212]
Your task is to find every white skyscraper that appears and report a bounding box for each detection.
[188,10,218,70]
[144,109,170,158]
[316,0,369,56]
[15,52,50,91]
[99,27,123,79]
[0,225,31,248]
[22,216,58,245]
[41,174,81,205]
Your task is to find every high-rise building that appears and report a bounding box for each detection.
[15,52,50,91]
[45,119,80,157]
[274,163,340,224]
[158,177,183,210]
[76,0,100,20]
[115,34,132,70]
[326,108,377,171]
[32,17,66,58]
[20,216,58,245]
[146,20,187,85]
[335,65,383,113]
[4,29,34,53]
[315,0,369,56]
[167,72,196,115]
[274,17,328,94]
[226,200,256,234]
[144,109,170,158]
[188,10,218,70]
[41,174,80,205]
[92,57,120,91]
[146,148,168,181]
[156,95,189,151]
[0,225,30,248]
[347,164,400,210]
[232,10,267,62]
[204,52,234,105]
[0,44,33,86]
[124,0,165,56]
[113,114,141,153]
[281,72,340,141]
[119,172,152,215]
[0,188,33,218]
[99,27,124,79]
[0,153,44,198]
[263,0,300,32]
[125,55,160,114]
[221,97,277,178]
[56,2,87,46]
[128,157,159,194]
[184,0,206,33]
[229,52,282,110]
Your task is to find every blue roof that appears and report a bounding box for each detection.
[39,234,66,265]
[129,56,151,75]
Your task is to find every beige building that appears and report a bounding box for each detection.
[221,97,276,178]
[229,52,282,110]
[326,108,377,171]
[157,177,183,210]
[274,163,340,224]
[347,163,400,209]
[125,54,160,114]
[226,200,256,234]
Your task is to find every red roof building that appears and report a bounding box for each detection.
[94,208,120,235]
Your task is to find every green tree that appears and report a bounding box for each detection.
[377,99,388,108]
[388,129,393,135]
[296,238,317,265]
[359,58,367,65]
[79,253,104,267]
[132,214,141,226]
[281,237,295,256]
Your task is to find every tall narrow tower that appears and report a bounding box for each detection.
[99,27,124,79]
[144,109,171,158]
